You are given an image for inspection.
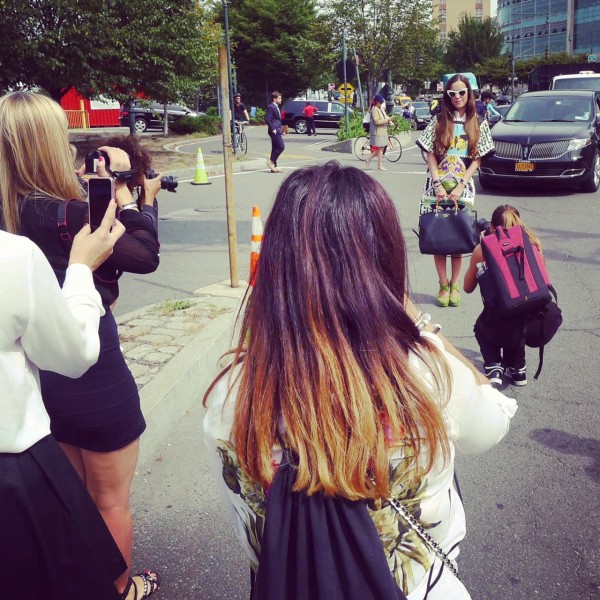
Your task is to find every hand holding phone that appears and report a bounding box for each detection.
[88,178,116,230]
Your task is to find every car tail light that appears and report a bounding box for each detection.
[121,110,129,117]
[281,110,286,119]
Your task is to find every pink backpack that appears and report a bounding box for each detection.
[481,225,551,316]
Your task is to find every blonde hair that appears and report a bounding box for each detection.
[0,92,83,233]
[491,204,541,250]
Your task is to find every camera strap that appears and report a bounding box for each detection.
[57,200,73,246]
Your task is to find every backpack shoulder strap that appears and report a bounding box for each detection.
[57,199,73,248]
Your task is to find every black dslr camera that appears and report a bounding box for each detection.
[145,169,178,193]
[477,218,491,236]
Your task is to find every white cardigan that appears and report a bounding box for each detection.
[204,332,518,599]
[0,231,104,453]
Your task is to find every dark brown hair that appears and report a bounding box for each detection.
[206,161,451,500]
[103,135,152,191]
[434,74,480,160]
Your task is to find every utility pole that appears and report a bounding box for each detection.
[353,48,365,113]
[342,30,349,136]
[218,47,239,288]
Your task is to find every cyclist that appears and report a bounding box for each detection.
[233,93,250,123]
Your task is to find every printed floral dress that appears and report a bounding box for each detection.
[416,114,494,215]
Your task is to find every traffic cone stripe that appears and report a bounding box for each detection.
[249,205,263,287]
[191,147,211,185]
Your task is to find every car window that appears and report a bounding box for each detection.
[330,103,344,114]
[315,102,329,111]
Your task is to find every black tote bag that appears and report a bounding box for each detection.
[418,207,479,256]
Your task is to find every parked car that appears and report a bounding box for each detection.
[479,90,600,192]
[119,100,200,132]
[413,107,433,129]
[488,103,511,128]
[281,100,352,134]
[495,94,513,106]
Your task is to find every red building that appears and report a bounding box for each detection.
[60,88,121,128]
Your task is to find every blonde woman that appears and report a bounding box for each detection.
[0,92,160,600]
[416,75,494,308]
[464,205,546,387]
[204,162,517,599]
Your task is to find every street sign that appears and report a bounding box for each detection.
[588,54,597,63]
[337,83,355,104]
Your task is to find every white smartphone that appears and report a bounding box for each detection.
[88,178,115,229]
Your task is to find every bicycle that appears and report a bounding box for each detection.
[353,133,402,162]
[234,121,248,155]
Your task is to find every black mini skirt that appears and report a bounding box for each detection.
[0,435,126,599]
[41,311,146,452]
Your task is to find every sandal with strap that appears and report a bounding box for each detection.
[120,570,160,600]
[437,284,450,307]
[449,283,461,307]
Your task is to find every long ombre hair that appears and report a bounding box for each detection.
[491,204,542,250]
[0,92,83,233]
[208,162,451,500]
[434,74,480,160]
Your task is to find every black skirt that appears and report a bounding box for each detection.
[0,435,126,600]
[41,311,146,452]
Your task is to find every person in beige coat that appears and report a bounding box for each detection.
[366,94,394,171]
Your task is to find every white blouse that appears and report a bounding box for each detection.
[204,332,518,599]
[0,231,104,453]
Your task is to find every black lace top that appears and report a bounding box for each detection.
[17,196,160,308]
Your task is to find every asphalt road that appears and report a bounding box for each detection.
[125,126,600,599]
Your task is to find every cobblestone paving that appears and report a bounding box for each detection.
[117,296,240,390]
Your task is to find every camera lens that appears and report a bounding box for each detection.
[160,175,178,192]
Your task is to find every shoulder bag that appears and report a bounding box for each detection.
[417,205,479,256]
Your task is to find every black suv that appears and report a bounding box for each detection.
[119,100,199,132]
[281,100,353,133]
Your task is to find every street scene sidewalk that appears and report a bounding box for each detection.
[117,280,247,466]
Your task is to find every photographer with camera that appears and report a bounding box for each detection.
[0,92,160,600]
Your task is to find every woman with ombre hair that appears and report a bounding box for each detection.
[204,161,517,599]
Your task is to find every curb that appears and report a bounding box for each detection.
[117,282,247,465]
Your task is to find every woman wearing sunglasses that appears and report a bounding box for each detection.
[416,74,494,307]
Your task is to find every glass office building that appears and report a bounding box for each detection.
[498,0,600,59]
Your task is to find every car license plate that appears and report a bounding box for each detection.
[515,161,535,172]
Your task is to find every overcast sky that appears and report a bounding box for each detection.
[491,0,498,15]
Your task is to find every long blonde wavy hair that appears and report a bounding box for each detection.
[205,162,452,501]
[0,91,83,233]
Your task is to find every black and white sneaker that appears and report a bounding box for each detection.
[506,365,527,386]
[484,363,504,386]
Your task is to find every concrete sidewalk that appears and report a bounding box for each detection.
[117,280,247,466]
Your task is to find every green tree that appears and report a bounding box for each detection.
[218,0,326,106]
[319,0,435,100]
[445,15,504,72]
[0,0,219,104]
[476,55,512,92]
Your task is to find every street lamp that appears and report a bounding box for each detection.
[222,0,237,153]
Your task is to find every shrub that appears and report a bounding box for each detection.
[250,107,265,125]
[336,111,367,141]
[205,106,219,117]
[170,115,221,135]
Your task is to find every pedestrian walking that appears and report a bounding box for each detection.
[365,93,394,171]
[302,101,318,136]
[416,74,494,308]
[203,161,517,600]
[265,90,285,173]
[0,91,160,600]
[464,205,546,387]
[0,201,128,600]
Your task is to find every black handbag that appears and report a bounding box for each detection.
[418,207,479,256]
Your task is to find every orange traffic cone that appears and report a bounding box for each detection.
[249,205,263,287]
[191,147,211,185]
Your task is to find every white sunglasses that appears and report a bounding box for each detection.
[447,88,468,98]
